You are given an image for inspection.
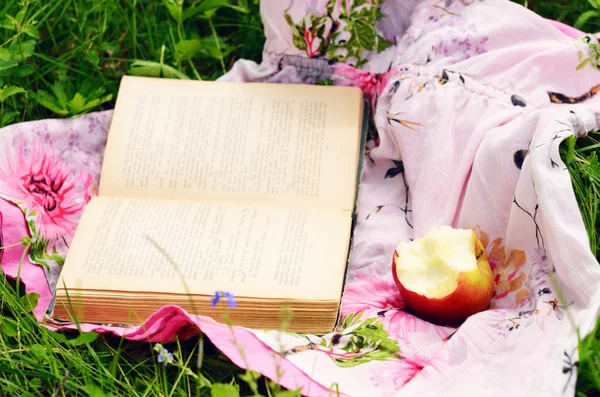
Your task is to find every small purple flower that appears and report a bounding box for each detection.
[154,343,173,365]
[211,291,237,308]
[211,291,220,307]
[157,351,173,365]
[223,291,237,308]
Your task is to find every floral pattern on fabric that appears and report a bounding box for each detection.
[576,34,600,71]
[472,226,531,308]
[0,110,110,320]
[398,0,489,64]
[0,135,94,269]
[330,63,391,105]
[282,313,401,367]
[284,0,393,67]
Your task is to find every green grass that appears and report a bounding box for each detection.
[1,277,285,397]
[561,132,600,397]
[0,0,599,396]
[0,0,264,126]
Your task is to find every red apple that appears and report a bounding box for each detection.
[391,226,494,326]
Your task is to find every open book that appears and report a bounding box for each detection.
[52,75,367,333]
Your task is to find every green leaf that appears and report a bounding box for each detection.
[50,331,67,343]
[77,78,106,99]
[128,60,190,79]
[29,344,47,363]
[1,15,18,30]
[66,92,112,115]
[285,13,307,52]
[1,110,19,127]
[8,39,36,62]
[85,384,111,397]
[202,39,231,60]
[575,10,600,30]
[576,58,592,71]
[0,40,36,74]
[561,135,577,164]
[30,90,69,116]
[175,39,203,61]
[27,219,36,233]
[99,41,121,55]
[23,25,40,40]
[585,154,600,180]
[66,92,87,114]
[238,371,261,394]
[0,18,15,31]
[0,57,18,73]
[588,0,599,9]
[283,11,295,27]
[128,60,161,77]
[85,94,112,111]
[15,9,26,24]
[274,391,301,397]
[85,50,100,66]
[67,332,99,347]
[50,82,69,109]
[182,0,248,21]
[0,85,26,102]
[0,316,19,337]
[15,64,34,77]
[175,37,235,61]
[162,0,183,24]
[211,383,240,397]
[377,36,393,53]
[350,17,377,50]
[28,378,42,389]
[20,292,39,313]
[291,20,308,51]
[29,81,110,117]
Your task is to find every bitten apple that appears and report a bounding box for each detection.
[391,226,494,326]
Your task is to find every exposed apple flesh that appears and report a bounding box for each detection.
[391,226,494,326]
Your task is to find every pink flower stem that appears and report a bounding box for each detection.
[304,27,316,57]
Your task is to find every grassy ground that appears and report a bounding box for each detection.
[0,0,599,396]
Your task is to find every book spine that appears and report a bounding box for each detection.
[331,98,370,333]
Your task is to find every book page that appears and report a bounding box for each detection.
[57,196,352,301]
[98,76,364,211]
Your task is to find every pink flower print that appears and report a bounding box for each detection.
[369,348,435,389]
[472,226,530,308]
[331,63,391,106]
[0,136,92,252]
[382,309,454,345]
[303,27,318,57]
[340,267,404,317]
[286,9,330,58]
[396,349,438,386]
[0,211,3,263]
